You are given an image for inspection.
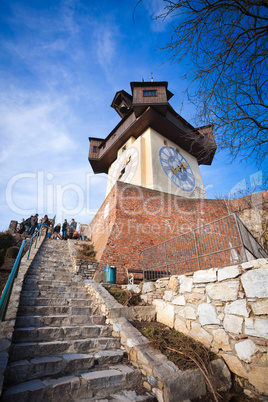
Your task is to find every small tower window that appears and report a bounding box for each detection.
[93,146,98,153]
[143,90,157,97]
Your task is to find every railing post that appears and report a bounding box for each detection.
[34,231,39,248]
[234,213,248,262]
[139,251,145,280]
[164,241,168,276]
[27,238,33,260]
[193,230,201,271]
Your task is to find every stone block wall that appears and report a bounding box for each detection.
[67,239,101,280]
[85,282,232,402]
[139,258,268,397]
[231,191,268,250]
[0,235,46,396]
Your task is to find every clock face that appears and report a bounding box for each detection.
[159,146,195,191]
[111,146,139,185]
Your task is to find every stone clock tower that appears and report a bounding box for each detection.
[88,81,216,199]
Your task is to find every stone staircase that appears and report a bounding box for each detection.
[1,240,155,401]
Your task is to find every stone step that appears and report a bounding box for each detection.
[22,283,84,292]
[23,278,83,287]
[32,255,71,260]
[15,314,106,328]
[20,289,91,299]
[13,325,112,343]
[10,337,121,361]
[2,239,155,402]
[19,297,93,307]
[5,350,125,385]
[17,305,93,316]
[32,260,73,265]
[31,265,73,271]
[24,275,75,282]
[1,365,143,402]
[97,390,156,401]
[26,270,74,277]
[38,254,71,258]
[27,267,74,274]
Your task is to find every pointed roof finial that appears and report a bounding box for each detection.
[151,73,153,82]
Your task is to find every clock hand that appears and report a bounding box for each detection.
[118,155,131,180]
[171,161,188,175]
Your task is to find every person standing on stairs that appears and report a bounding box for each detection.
[69,218,77,239]
[28,214,38,235]
[62,219,69,240]
[52,223,62,239]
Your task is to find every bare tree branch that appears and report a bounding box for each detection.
[150,0,268,186]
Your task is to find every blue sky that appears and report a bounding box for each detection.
[0,0,266,231]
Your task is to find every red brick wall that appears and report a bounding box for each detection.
[86,183,268,284]
[86,182,231,284]
[230,190,268,212]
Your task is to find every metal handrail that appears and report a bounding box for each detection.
[0,228,42,321]
[139,213,268,280]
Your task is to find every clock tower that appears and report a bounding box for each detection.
[88,81,216,199]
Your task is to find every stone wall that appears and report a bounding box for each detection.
[138,258,268,397]
[231,191,268,250]
[0,234,46,396]
[84,281,231,402]
[67,239,101,280]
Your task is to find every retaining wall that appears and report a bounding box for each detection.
[137,258,268,397]
[0,235,46,396]
[84,281,232,402]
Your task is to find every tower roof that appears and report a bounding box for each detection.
[88,81,216,174]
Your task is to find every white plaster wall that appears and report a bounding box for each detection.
[148,129,206,198]
[106,128,206,198]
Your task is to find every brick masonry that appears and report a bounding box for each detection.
[86,182,261,284]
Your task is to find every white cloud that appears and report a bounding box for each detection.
[95,25,117,68]
[0,90,76,164]
[141,0,174,32]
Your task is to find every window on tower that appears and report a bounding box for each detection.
[143,90,157,97]
[93,146,98,153]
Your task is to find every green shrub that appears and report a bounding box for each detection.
[0,248,5,267]
[0,232,13,252]
[5,247,19,259]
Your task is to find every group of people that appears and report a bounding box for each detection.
[16,214,48,236]
[50,219,78,240]
[16,216,79,240]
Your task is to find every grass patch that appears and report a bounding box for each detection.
[76,243,96,261]
[132,320,216,371]
[105,286,144,306]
